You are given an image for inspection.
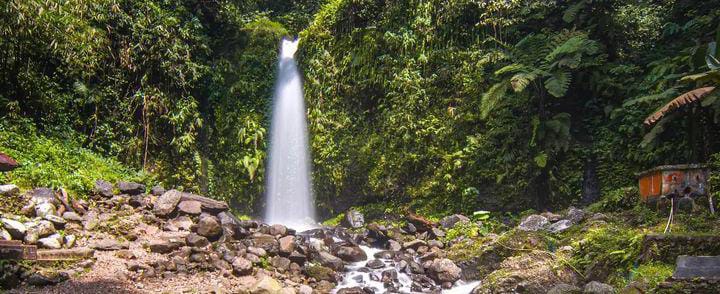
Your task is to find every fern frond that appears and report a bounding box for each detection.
[545,33,598,62]
[510,71,538,92]
[563,0,587,23]
[622,87,679,107]
[544,71,571,97]
[495,63,525,76]
[480,82,509,119]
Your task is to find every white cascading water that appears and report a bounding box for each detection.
[265,38,315,229]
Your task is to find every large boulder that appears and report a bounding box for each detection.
[315,251,344,271]
[428,258,462,283]
[439,214,471,229]
[24,220,56,244]
[250,233,279,253]
[342,210,365,228]
[197,214,222,238]
[473,252,578,294]
[117,181,145,195]
[38,233,63,249]
[278,235,296,256]
[0,184,19,196]
[35,203,57,219]
[333,245,368,262]
[153,190,183,217]
[1,218,26,239]
[94,180,114,198]
[27,188,57,205]
[0,152,18,172]
[566,207,586,224]
[518,215,549,231]
[177,200,202,215]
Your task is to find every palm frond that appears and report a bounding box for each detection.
[644,86,716,126]
[544,71,571,97]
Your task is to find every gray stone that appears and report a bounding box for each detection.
[64,234,76,248]
[117,181,145,195]
[583,281,614,294]
[403,239,427,250]
[153,190,183,217]
[343,210,365,228]
[91,239,129,251]
[232,257,253,276]
[250,276,282,294]
[150,185,166,196]
[366,259,385,269]
[169,216,194,231]
[278,235,296,255]
[673,255,720,279]
[94,180,114,198]
[269,224,287,236]
[270,256,291,271]
[148,238,184,253]
[548,220,573,233]
[566,207,586,224]
[1,218,26,239]
[439,214,470,229]
[247,246,267,257]
[35,202,57,218]
[44,214,66,226]
[0,184,19,196]
[518,214,549,231]
[428,258,461,283]
[26,272,68,286]
[548,283,582,294]
[334,245,367,262]
[62,211,83,222]
[388,239,402,251]
[197,215,222,238]
[24,220,55,244]
[0,228,11,240]
[177,200,202,214]
[186,233,210,248]
[298,285,313,294]
[316,251,344,271]
[38,233,63,249]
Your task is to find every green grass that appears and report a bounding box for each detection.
[0,123,148,198]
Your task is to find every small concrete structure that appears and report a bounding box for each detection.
[637,164,709,203]
[673,255,720,279]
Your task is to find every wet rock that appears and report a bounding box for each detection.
[91,239,129,251]
[94,180,114,198]
[197,214,222,238]
[518,215,549,231]
[548,283,582,294]
[439,214,471,229]
[566,207,586,224]
[343,210,365,228]
[118,181,145,195]
[1,218,26,239]
[186,233,210,248]
[279,235,296,255]
[178,200,202,215]
[583,281,615,294]
[316,251,344,271]
[0,184,19,196]
[428,258,462,283]
[153,189,183,217]
[337,287,366,294]
[232,257,253,276]
[305,265,337,282]
[150,185,166,196]
[366,259,385,269]
[35,202,57,219]
[250,276,282,294]
[288,251,307,264]
[334,245,367,262]
[38,233,63,249]
[62,211,83,222]
[388,240,402,251]
[548,220,573,233]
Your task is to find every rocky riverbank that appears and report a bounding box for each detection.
[2,180,720,293]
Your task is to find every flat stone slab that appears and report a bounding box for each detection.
[673,255,720,279]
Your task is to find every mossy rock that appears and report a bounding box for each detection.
[304,265,336,282]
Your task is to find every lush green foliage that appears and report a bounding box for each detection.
[0,122,146,195]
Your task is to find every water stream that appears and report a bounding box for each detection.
[265,38,315,229]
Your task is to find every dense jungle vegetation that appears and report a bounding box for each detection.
[1,0,720,218]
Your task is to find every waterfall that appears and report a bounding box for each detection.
[265,38,315,229]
